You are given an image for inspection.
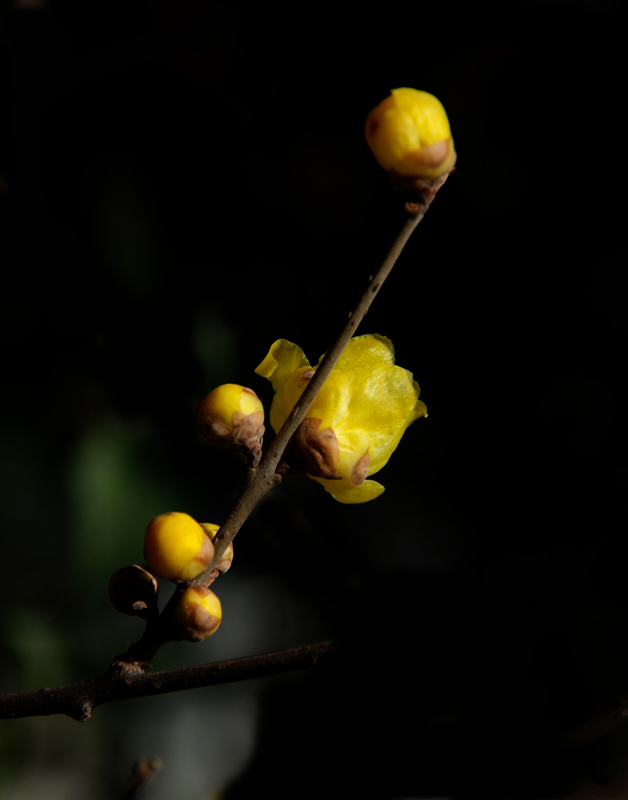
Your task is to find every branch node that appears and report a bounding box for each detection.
[108,659,151,680]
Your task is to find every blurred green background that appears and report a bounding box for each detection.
[0,0,626,798]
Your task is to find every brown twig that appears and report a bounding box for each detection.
[0,641,336,722]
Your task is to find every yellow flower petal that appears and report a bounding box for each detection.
[269,393,288,435]
[319,333,395,373]
[256,340,310,433]
[255,339,310,394]
[330,479,385,504]
[336,364,425,474]
[305,370,351,431]
[335,430,370,483]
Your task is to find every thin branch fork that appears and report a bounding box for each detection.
[0,641,336,722]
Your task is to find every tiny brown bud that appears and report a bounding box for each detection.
[293,417,341,480]
[108,565,158,619]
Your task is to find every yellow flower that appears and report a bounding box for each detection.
[365,88,455,180]
[255,334,426,504]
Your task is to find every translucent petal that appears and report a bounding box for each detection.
[336,363,425,474]
[320,333,395,373]
[255,340,309,395]
[282,367,316,424]
[335,430,370,483]
[269,393,287,435]
[307,370,351,430]
[331,479,385,504]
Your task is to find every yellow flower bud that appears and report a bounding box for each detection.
[143,512,215,583]
[196,384,265,466]
[174,586,222,642]
[365,88,455,180]
[108,565,158,618]
[200,522,234,574]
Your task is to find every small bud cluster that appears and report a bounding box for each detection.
[107,384,266,643]
[108,511,230,642]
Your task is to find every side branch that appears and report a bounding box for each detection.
[0,640,336,722]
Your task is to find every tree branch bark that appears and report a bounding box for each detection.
[0,640,336,722]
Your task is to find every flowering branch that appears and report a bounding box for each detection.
[201,178,451,583]
[0,87,455,721]
[119,179,449,667]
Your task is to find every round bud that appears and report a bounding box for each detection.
[196,384,265,466]
[108,565,158,617]
[175,586,222,642]
[365,88,456,181]
[144,512,215,583]
[199,522,234,574]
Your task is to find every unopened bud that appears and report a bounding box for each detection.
[199,522,234,574]
[197,384,265,466]
[144,512,214,583]
[175,586,222,641]
[365,88,456,186]
[108,565,158,618]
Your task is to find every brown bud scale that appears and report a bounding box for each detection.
[294,418,341,480]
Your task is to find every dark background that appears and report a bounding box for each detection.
[0,1,626,798]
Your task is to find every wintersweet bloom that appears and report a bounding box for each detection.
[365,88,455,180]
[255,334,426,504]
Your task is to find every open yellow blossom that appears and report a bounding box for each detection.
[255,334,426,504]
[365,88,455,180]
